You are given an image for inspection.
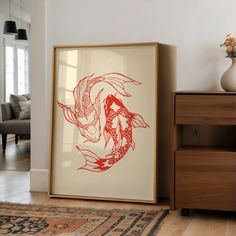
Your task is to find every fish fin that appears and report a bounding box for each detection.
[73,74,94,101]
[131,113,149,128]
[76,146,99,162]
[78,126,100,143]
[101,72,141,97]
[76,146,113,172]
[76,146,101,171]
[130,139,136,150]
[103,129,111,148]
[57,101,77,124]
[73,74,94,112]
[93,88,104,116]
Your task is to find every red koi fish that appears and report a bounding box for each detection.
[76,94,149,172]
[57,73,140,143]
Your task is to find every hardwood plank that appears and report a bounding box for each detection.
[205,218,227,236]
[225,218,236,236]
[0,140,30,171]
[182,216,210,236]
[157,210,191,236]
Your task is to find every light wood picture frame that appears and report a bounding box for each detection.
[49,43,159,203]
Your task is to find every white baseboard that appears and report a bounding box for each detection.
[30,169,48,192]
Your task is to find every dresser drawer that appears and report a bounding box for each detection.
[175,95,236,124]
[175,149,236,211]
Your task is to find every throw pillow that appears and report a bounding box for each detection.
[19,100,31,120]
[10,94,28,119]
[24,93,31,100]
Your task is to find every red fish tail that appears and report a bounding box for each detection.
[76,146,114,172]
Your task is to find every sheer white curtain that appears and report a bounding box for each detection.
[5,40,29,102]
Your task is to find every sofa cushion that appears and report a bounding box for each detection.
[1,103,13,121]
[19,101,31,120]
[24,93,31,100]
[0,119,30,134]
[10,94,30,119]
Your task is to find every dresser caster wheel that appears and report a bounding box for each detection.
[181,208,190,216]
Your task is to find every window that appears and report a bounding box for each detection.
[5,41,29,102]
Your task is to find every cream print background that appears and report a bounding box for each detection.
[51,45,157,201]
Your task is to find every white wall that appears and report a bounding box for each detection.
[30,0,236,196]
[0,13,5,107]
[30,0,48,191]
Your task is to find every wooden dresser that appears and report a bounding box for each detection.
[171,92,236,215]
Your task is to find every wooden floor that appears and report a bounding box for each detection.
[0,140,30,171]
[0,143,236,235]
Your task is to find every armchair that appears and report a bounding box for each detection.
[0,103,30,152]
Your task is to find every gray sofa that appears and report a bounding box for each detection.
[0,103,30,152]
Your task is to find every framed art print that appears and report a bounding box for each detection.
[49,43,159,203]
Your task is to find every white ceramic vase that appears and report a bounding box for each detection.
[221,57,236,92]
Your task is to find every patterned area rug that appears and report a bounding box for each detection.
[0,202,169,235]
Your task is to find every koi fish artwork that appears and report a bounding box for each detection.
[57,72,149,172]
